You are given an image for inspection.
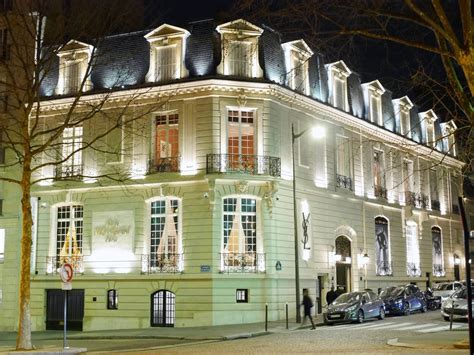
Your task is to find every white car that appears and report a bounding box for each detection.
[433,281,463,302]
[441,287,474,321]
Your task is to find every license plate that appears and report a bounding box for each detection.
[329,314,342,319]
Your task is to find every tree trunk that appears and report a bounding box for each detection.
[16,160,33,350]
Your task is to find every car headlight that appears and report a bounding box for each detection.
[394,299,403,305]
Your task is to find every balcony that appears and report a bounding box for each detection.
[55,165,83,179]
[336,174,352,191]
[206,154,281,177]
[220,252,265,273]
[148,157,180,174]
[46,255,84,274]
[376,260,393,276]
[374,185,388,200]
[404,191,428,209]
[141,253,183,273]
[431,199,441,212]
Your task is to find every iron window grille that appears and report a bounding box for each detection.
[107,289,118,310]
[236,289,249,303]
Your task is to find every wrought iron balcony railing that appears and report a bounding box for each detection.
[374,185,388,200]
[406,262,421,277]
[147,157,180,174]
[404,191,428,209]
[376,260,393,276]
[336,174,353,191]
[431,199,441,211]
[55,165,83,179]
[220,252,265,273]
[141,253,182,274]
[46,255,84,274]
[206,154,281,177]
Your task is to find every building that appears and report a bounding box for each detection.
[0,18,466,331]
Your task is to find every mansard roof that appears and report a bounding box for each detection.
[38,18,457,157]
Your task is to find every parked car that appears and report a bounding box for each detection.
[424,288,441,310]
[433,281,463,302]
[441,287,474,321]
[380,284,427,315]
[324,290,385,324]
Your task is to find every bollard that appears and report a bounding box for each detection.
[286,303,289,329]
[450,300,454,331]
[265,303,268,331]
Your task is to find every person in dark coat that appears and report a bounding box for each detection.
[326,286,337,305]
[301,288,316,329]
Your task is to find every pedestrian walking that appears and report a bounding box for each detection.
[326,286,337,305]
[301,288,316,329]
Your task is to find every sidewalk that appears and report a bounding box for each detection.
[0,319,470,353]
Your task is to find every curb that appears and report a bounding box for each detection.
[387,338,418,349]
[453,341,469,350]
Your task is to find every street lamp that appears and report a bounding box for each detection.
[291,122,325,323]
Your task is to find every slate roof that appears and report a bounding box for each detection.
[39,18,454,156]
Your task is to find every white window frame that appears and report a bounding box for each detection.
[105,116,124,164]
[336,134,352,178]
[153,112,180,159]
[431,226,445,277]
[61,126,83,177]
[326,61,351,112]
[373,149,385,188]
[369,93,383,125]
[402,159,415,193]
[155,44,178,81]
[374,216,392,276]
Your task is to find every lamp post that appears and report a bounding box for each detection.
[291,123,325,323]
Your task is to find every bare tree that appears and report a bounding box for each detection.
[0,0,166,349]
[229,0,473,170]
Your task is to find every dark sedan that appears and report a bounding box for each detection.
[324,290,385,324]
[380,284,427,315]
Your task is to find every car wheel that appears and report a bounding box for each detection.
[403,303,410,316]
[421,304,427,313]
[443,316,450,322]
[378,307,385,320]
[357,309,364,324]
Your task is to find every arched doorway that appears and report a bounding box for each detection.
[151,290,175,327]
[335,235,352,293]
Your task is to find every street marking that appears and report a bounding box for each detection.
[326,322,394,330]
[417,324,465,333]
[352,322,412,330]
[396,323,439,331]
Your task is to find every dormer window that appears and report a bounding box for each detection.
[440,120,457,156]
[216,19,263,78]
[145,24,190,83]
[282,40,313,94]
[362,80,385,125]
[325,61,351,112]
[393,96,414,138]
[420,110,438,148]
[56,40,94,95]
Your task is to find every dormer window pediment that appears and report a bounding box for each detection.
[56,40,94,95]
[216,19,263,78]
[145,24,190,83]
[282,40,313,94]
[393,96,414,138]
[440,120,457,156]
[419,109,438,148]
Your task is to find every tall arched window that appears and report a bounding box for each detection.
[375,217,392,276]
[151,290,175,327]
[406,221,421,277]
[53,204,83,273]
[432,227,445,277]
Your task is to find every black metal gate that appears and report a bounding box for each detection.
[151,290,175,327]
[46,289,84,331]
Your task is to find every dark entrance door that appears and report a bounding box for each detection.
[454,264,460,281]
[316,276,324,314]
[46,289,84,331]
[336,264,351,293]
[151,290,175,327]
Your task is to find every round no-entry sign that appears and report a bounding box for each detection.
[59,263,74,283]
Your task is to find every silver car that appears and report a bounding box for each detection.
[441,287,474,321]
[433,281,463,302]
[324,291,385,324]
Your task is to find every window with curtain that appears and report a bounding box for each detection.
[155,45,177,81]
[61,126,83,177]
[334,77,346,110]
[400,109,411,137]
[222,197,257,261]
[291,52,308,94]
[227,109,255,171]
[370,95,382,125]
[403,159,414,193]
[56,205,83,269]
[227,41,252,77]
[64,60,80,94]
[155,114,179,160]
[373,150,385,188]
[406,221,421,277]
[150,198,180,269]
[432,227,444,277]
[426,122,435,147]
[336,135,351,178]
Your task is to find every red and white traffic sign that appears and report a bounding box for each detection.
[59,263,74,283]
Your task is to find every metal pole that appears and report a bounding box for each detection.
[292,123,301,323]
[265,303,268,331]
[63,289,68,349]
[458,196,473,354]
[286,302,289,329]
